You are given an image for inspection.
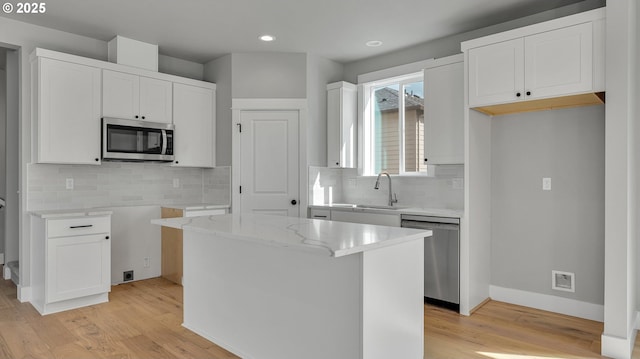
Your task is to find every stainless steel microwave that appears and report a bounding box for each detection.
[102,117,174,162]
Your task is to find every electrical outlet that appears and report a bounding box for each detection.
[144,257,150,268]
[123,270,134,282]
[542,177,551,191]
[173,178,180,188]
[65,178,74,190]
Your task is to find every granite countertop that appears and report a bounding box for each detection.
[30,209,114,219]
[152,213,431,258]
[308,204,464,218]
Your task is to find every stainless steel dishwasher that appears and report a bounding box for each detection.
[401,214,460,312]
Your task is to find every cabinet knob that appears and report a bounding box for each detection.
[105,236,110,240]
[424,158,428,162]
[135,115,139,119]
[175,161,179,164]
[95,158,99,162]
[516,92,521,97]
[336,162,339,166]
[291,199,298,205]
[142,116,146,119]
[526,91,531,96]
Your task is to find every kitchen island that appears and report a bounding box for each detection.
[152,213,431,359]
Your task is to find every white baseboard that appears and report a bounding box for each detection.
[601,326,637,359]
[489,285,603,322]
[3,265,9,280]
[17,285,31,303]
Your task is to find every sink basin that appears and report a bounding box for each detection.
[355,204,407,210]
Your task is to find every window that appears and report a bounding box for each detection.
[362,73,425,175]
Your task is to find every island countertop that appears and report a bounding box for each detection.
[152,213,431,258]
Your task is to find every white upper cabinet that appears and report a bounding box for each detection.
[464,8,605,111]
[33,57,102,165]
[523,22,592,100]
[327,81,357,168]
[468,38,524,107]
[172,83,215,168]
[424,55,464,165]
[102,69,172,123]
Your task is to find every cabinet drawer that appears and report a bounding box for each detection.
[310,209,331,220]
[47,216,111,238]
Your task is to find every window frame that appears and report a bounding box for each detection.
[361,71,426,177]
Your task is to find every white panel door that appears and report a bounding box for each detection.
[172,83,215,167]
[524,22,593,100]
[102,70,139,119]
[47,234,111,303]
[468,38,524,107]
[139,76,172,123]
[239,111,299,216]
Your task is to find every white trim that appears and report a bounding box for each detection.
[3,265,10,280]
[31,48,215,89]
[358,58,433,84]
[461,8,605,51]
[422,53,464,70]
[601,325,637,359]
[231,98,308,217]
[17,285,31,303]
[231,98,307,110]
[489,285,604,322]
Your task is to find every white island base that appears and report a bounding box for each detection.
[154,214,427,359]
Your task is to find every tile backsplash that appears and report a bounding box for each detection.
[27,163,231,211]
[309,166,463,210]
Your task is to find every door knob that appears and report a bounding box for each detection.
[291,200,297,205]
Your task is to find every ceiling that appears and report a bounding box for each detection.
[0,0,590,64]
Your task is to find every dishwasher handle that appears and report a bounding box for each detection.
[401,220,460,231]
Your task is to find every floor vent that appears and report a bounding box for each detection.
[552,270,575,292]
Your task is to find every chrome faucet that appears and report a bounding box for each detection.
[373,172,398,207]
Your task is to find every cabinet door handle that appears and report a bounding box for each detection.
[105,236,110,240]
[69,225,93,229]
[314,215,328,218]
[291,199,298,205]
[516,92,521,97]
[526,91,531,96]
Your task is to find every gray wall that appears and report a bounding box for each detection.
[490,105,605,305]
[231,52,307,98]
[4,49,18,268]
[342,0,604,83]
[204,54,232,166]
[305,54,344,167]
[158,54,204,80]
[0,68,5,259]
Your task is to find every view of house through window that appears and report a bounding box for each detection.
[367,74,424,175]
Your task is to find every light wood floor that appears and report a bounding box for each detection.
[0,276,638,358]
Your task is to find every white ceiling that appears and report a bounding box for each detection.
[0,0,589,64]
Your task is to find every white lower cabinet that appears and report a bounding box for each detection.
[31,214,112,315]
[329,210,400,227]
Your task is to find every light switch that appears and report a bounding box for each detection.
[542,177,551,191]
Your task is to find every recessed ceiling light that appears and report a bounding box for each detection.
[366,40,383,47]
[259,34,276,42]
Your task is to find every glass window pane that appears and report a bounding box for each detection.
[403,81,425,173]
[373,85,400,174]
